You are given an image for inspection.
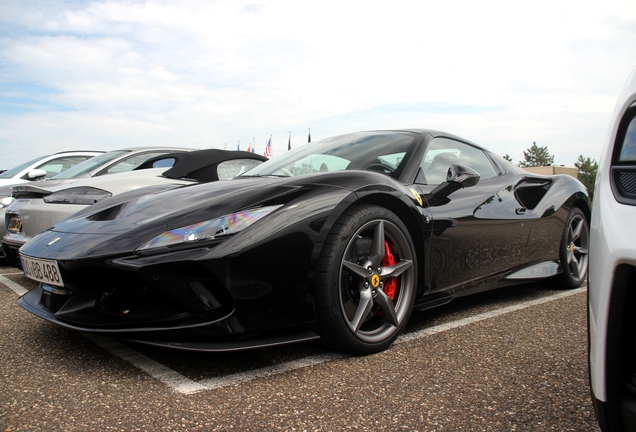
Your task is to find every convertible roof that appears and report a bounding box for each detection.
[138,149,267,182]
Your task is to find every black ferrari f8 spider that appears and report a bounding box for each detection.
[17,130,590,355]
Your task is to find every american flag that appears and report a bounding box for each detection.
[264,137,272,158]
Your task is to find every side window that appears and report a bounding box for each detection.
[217,159,263,180]
[151,158,177,168]
[34,156,92,179]
[420,138,498,184]
[101,152,175,175]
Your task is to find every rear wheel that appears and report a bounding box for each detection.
[315,205,417,355]
[558,207,589,288]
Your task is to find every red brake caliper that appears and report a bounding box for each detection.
[382,241,397,300]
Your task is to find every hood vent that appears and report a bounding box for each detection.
[87,203,128,221]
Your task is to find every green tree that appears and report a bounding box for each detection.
[503,154,513,162]
[575,155,598,200]
[519,142,554,167]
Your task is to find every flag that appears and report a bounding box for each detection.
[288,132,291,151]
[246,145,251,153]
[251,146,255,153]
[264,137,272,158]
[237,141,240,151]
[308,128,311,143]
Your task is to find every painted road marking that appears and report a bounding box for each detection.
[0,274,28,296]
[0,275,585,394]
[197,352,347,392]
[397,287,586,344]
[82,333,209,394]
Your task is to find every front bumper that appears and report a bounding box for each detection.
[2,236,26,269]
[19,286,320,352]
[589,181,636,430]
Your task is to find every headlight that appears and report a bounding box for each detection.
[43,187,112,205]
[136,205,283,252]
[0,196,14,209]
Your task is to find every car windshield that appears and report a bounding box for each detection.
[0,155,47,178]
[240,132,417,179]
[52,150,129,179]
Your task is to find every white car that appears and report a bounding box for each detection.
[2,149,266,268]
[589,66,636,431]
[0,150,103,187]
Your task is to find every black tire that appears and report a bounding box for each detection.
[558,207,589,288]
[315,205,417,355]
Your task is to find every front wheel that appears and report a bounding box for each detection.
[315,205,417,355]
[558,207,589,288]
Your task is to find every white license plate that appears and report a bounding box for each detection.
[20,254,64,287]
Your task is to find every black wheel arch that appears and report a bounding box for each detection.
[560,189,592,225]
[571,194,592,223]
[307,189,429,301]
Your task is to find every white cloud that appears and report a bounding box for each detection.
[1,0,636,167]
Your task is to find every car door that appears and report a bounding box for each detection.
[414,137,533,293]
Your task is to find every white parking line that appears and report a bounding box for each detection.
[82,333,209,394]
[0,274,28,296]
[397,287,586,345]
[0,274,586,395]
[198,352,347,392]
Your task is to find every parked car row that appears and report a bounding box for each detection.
[12,77,636,428]
[0,147,265,260]
[2,149,266,267]
[0,147,184,258]
[9,57,636,430]
[6,130,591,360]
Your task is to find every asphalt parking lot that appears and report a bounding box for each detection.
[0,262,599,431]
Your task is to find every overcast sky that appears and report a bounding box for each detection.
[1,0,636,169]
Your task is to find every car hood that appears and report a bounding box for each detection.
[20,170,403,260]
[52,176,316,235]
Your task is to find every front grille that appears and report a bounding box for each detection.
[97,286,185,320]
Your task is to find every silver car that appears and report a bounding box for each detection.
[0,147,192,257]
[2,149,266,268]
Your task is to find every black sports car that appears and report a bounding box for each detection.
[17,130,590,355]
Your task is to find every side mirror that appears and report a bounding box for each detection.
[26,169,48,180]
[425,164,480,205]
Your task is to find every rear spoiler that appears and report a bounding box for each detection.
[11,185,53,199]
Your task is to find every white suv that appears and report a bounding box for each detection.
[589,66,636,431]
